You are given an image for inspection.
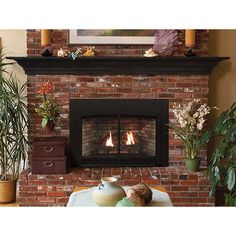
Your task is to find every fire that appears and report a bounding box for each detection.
[126,131,135,145]
[105,131,114,147]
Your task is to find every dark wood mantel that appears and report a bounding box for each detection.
[7,56,229,76]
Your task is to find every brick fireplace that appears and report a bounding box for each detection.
[9,30,229,206]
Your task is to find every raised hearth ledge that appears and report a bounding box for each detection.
[18,166,214,207]
[7,56,229,75]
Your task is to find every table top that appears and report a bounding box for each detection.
[67,186,173,207]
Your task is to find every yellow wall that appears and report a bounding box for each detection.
[0,29,27,84]
[0,29,27,56]
[209,30,236,113]
[208,30,236,159]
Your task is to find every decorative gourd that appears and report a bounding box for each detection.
[116,197,135,207]
[126,183,153,206]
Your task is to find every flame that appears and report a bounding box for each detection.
[126,131,135,145]
[105,131,114,147]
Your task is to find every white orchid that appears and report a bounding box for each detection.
[170,99,217,159]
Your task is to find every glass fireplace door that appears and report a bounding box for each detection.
[82,115,156,159]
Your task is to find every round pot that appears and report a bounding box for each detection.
[0,180,17,203]
[92,177,126,206]
[185,158,200,172]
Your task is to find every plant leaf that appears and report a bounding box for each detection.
[227,167,235,191]
[41,118,48,128]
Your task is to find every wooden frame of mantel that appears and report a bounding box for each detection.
[7,56,229,76]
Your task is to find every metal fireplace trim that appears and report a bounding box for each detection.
[70,99,169,167]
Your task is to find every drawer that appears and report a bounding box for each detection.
[33,137,66,157]
[31,156,67,174]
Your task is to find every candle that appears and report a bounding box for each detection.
[41,30,51,46]
[185,30,195,48]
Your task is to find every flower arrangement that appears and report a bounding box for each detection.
[35,81,61,128]
[169,99,216,160]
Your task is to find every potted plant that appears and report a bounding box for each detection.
[208,103,236,206]
[35,81,61,132]
[169,99,216,172]
[0,48,28,203]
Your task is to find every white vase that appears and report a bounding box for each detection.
[92,177,126,206]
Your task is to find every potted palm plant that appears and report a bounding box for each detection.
[0,48,28,203]
[169,99,216,172]
[208,103,236,206]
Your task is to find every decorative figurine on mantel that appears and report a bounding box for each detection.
[83,47,95,56]
[69,47,82,60]
[57,48,70,57]
[144,48,158,57]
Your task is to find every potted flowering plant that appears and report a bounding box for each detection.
[169,99,216,172]
[35,81,61,132]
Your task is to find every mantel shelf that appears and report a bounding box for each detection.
[7,56,229,76]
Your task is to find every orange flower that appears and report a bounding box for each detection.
[37,81,54,95]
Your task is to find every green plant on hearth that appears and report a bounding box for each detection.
[35,81,61,128]
[169,99,217,171]
[0,47,28,202]
[208,103,236,206]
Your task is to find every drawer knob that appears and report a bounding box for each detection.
[43,161,54,168]
[43,146,54,152]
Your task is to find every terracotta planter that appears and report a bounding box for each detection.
[0,180,17,203]
[185,158,200,172]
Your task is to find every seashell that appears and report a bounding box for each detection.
[57,48,70,57]
[144,48,158,57]
[83,47,95,57]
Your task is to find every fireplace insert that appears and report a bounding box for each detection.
[70,99,168,167]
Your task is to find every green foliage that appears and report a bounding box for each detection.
[35,82,61,128]
[0,48,28,181]
[208,103,236,206]
[35,96,61,128]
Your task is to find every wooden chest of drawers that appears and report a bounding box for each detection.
[32,137,67,174]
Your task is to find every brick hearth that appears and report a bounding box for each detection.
[18,166,214,206]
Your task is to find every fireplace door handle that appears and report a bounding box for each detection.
[43,146,54,153]
[43,161,54,168]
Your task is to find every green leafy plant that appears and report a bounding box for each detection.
[169,99,216,160]
[35,81,61,128]
[0,48,28,181]
[208,103,236,206]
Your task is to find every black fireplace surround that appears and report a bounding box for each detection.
[70,99,169,167]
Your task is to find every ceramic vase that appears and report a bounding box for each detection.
[92,177,126,206]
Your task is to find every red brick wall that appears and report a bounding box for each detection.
[28,74,209,166]
[27,29,209,56]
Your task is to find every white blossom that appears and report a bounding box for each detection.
[170,99,217,159]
